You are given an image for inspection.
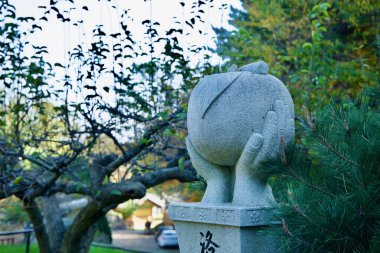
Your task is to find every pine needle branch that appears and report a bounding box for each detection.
[288,166,336,198]
[282,218,312,247]
[314,131,365,170]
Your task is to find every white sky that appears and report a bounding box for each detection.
[8,0,242,135]
[3,0,243,145]
[10,0,241,67]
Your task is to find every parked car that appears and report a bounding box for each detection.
[156,229,178,248]
[153,224,175,241]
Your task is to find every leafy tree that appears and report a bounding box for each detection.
[0,197,30,227]
[0,0,215,252]
[149,179,204,202]
[214,0,379,112]
[268,86,380,252]
[115,201,137,220]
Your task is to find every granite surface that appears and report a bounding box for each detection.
[169,202,280,253]
[186,61,294,205]
[171,61,294,252]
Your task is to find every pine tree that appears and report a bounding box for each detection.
[270,86,380,252]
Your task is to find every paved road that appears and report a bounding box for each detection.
[112,230,179,253]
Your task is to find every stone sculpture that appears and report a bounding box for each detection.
[186,61,295,206]
[169,61,295,253]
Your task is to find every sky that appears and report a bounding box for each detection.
[8,0,242,132]
[10,0,241,67]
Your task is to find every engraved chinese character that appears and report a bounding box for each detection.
[200,230,219,253]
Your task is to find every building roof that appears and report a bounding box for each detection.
[133,193,165,207]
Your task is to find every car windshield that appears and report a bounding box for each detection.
[160,226,174,230]
[161,230,176,235]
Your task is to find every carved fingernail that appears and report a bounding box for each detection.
[251,134,263,148]
[267,111,277,123]
[274,100,284,111]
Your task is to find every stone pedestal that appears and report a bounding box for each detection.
[169,202,279,253]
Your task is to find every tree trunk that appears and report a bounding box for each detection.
[41,195,65,252]
[59,201,106,253]
[59,181,146,253]
[79,222,97,253]
[23,198,52,253]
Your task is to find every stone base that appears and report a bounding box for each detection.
[168,202,279,253]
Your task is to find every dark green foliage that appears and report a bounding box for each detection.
[214,0,380,112]
[269,87,380,252]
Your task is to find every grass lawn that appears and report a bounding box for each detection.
[0,244,136,253]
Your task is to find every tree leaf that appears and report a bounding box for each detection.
[13,176,23,185]
[111,190,122,196]
[178,157,185,171]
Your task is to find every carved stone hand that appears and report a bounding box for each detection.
[186,137,232,203]
[187,100,294,206]
[233,100,295,206]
